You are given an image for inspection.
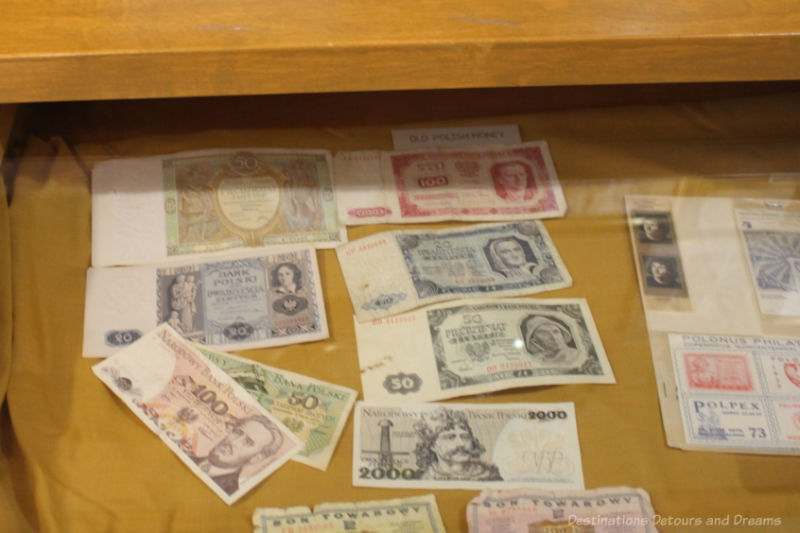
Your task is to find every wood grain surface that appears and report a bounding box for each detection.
[1,1,800,102]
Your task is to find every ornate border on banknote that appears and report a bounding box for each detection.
[163,151,340,256]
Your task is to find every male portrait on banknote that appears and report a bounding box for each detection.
[414,407,502,482]
[353,402,585,490]
[93,325,302,504]
[489,160,538,202]
[191,415,285,496]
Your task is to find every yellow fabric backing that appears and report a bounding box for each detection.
[4,92,800,532]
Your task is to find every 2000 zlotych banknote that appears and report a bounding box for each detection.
[253,494,447,533]
[83,248,327,357]
[197,346,357,471]
[355,298,614,402]
[93,324,302,505]
[92,148,344,267]
[337,221,571,322]
[467,487,660,533]
[334,141,566,225]
[353,402,584,491]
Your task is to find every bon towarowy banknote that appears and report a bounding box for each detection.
[253,494,447,533]
[467,487,660,533]
[196,346,357,471]
[83,247,328,357]
[355,298,614,402]
[333,141,566,225]
[337,221,571,322]
[93,324,302,505]
[353,401,584,491]
[91,148,344,267]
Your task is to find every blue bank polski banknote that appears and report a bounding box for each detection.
[83,247,327,357]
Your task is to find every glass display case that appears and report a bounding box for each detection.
[1,3,800,532]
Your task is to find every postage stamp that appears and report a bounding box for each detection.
[682,352,754,392]
[669,333,800,453]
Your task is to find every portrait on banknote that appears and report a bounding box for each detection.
[414,407,502,482]
[84,248,328,357]
[353,402,584,490]
[268,261,310,316]
[191,415,285,496]
[483,236,547,279]
[198,347,357,470]
[333,142,566,225]
[429,302,605,393]
[93,325,302,503]
[520,314,579,365]
[489,160,538,202]
[390,146,559,220]
[339,222,571,322]
[355,298,613,403]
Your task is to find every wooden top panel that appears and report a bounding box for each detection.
[2,1,800,102]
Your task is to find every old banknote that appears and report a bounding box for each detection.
[353,401,584,490]
[734,199,800,316]
[669,333,800,454]
[355,298,614,402]
[253,494,447,533]
[467,487,659,533]
[337,221,571,321]
[93,324,302,505]
[83,248,327,357]
[92,148,344,267]
[334,141,566,225]
[197,346,356,470]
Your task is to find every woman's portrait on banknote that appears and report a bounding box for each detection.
[520,315,579,365]
[270,262,309,316]
[484,236,540,278]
